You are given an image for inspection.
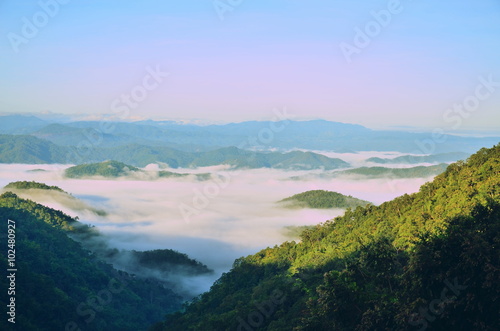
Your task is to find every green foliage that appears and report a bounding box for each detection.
[337,163,449,179]
[132,249,212,275]
[157,171,211,181]
[155,143,500,330]
[0,134,350,169]
[65,160,140,178]
[158,170,189,178]
[0,134,67,164]
[279,190,371,209]
[4,180,65,192]
[367,152,470,164]
[0,193,182,331]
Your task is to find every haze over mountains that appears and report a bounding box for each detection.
[0,114,498,330]
[1,115,498,159]
[1,144,498,330]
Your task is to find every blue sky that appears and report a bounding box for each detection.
[1,0,499,131]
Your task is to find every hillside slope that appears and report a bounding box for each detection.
[154,143,500,330]
[279,190,371,209]
[0,134,350,170]
[65,160,140,178]
[0,192,183,331]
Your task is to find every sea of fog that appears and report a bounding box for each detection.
[0,151,438,295]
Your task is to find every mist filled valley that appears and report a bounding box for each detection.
[0,116,499,330]
[0,150,438,298]
[2,1,500,329]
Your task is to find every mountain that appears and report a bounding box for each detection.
[2,115,499,154]
[0,192,183,331]
[0,115,47,134]
[65,160,141,178]
[31,123,124,147]
[64,161,212,180]
[336,163,449,179]
[4,180,65,192]
[366,152,471,164]
[289,164,449,181]
[2,181,108,216]
[153,143,500,330]
[0,134,351,169]
[0,134,67,164]
[279,190,371,209]
[188,148,350,170]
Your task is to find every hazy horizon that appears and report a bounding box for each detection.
[2,112,500,137]
[2,1,500,132]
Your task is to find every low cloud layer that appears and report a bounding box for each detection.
[0,162,434,295]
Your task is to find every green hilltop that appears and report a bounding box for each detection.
[64,160,211,180]
[279,190,371,209]
[5,180,65,192]
[337,163,449,179]
[3,181,108,217]
[65,160,140,178]
[153,143,500,330]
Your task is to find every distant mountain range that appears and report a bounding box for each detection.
[0,134,350,169]
[366,152,471,164]
[289,164,451,181]
[1,115,498,156]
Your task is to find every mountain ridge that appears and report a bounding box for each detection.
[1,115,498,154]
[153,143,500,330]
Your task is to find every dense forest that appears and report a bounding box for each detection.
[64,160,212,180]
[0,143,498,330]
[4,180,65,192]
[336,163,449,179]
[366,152,470,164]
[153,144,500,330]
[0,190,212,330]
[279,190,371,209]
[0,192,183,330]
[65,160,141,178]
[3,181,108,217]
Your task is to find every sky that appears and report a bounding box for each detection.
[1,0,500,131]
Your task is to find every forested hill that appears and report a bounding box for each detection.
[0,192,183,330]
[64,161,211,180]
[154,143,500,331]
[4,180,65,192]
[65,160,140,178]
[279,190,371,209]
